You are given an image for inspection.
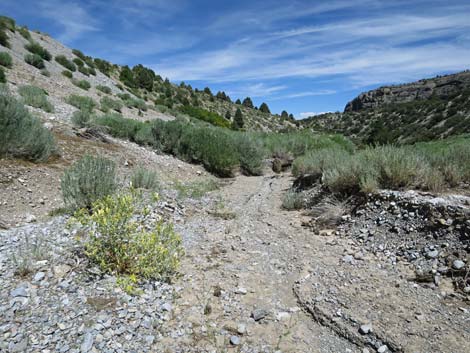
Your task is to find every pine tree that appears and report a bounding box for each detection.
[235,98,241,104]
[119,66,135,88]
[225,110,231,120]
[281,110,289,119]
[233,108,244,130]
[242,97,254,109]
[259,102,271,114]
[204,87,212,95]
[132,64,155,91]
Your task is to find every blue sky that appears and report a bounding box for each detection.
[1,0,470,118]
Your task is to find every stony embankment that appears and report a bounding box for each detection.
[1,173,469,353]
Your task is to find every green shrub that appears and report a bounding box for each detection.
[174,179,219,199]
[235,134,265,175]
[100,96,123,112]
[62,70,73,78]
[133,123,154,145]
[95,113,144,140]
[0,51,12,67]
[0,16,15,32]
[96,85,112,94]
[0,28,9,48]
[55,55,76,71]
[71,110,93,127]
[72,49,86,60]
[24,53,44,69]
[291,139,470,195]
[0,67,5,83]
[72,79,91,90]
[66,94,96,112]
[73,57,84,67]
[94,58,113,76]
[0,86,56,161]
[61,155,117,210]
[18,85,54,113]
[78,65,89,76]
[131,167,159,190]
[74,191,183,281]
[18,26,31,41]
[152,120,239,177]
[121,96,147,111]
[282,190,305,210]
[25,42,51,61]
[180,106,231,128]
[87,67,96,76]
[40,69,50,77]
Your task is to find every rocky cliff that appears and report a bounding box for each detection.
[344,70,470,112]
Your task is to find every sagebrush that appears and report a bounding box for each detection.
[18,85,54,113]
[0,86,56,161]
[61,155,117,210]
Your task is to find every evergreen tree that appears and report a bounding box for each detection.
[119,65,135,88]
[225,110,231,120]
[242,97,254,108]
[235,98,241,104]
[216,91,227,100]
[233,108,244,130]
[281,110,289,119]
[132,64,155,91]
[288,113,295,120]
[259,102,271,114]
[204,87,212,95]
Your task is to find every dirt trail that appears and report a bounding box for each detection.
[157,173,470,353]
[156,174,354,352]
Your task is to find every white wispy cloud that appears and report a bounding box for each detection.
[226,83,287,98]
[154,4,470,90]
[272,90,336,100]
[39,1,99,42]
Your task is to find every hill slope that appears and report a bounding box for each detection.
[302,71,470,144]
[0,17,295,132]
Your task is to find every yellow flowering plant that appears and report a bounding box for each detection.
[73,189,184,285]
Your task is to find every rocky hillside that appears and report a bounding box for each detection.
[303,71,470,144]
[0,16,295,132]
[344,71,470,112]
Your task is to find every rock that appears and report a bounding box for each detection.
[237,324,246,335]
[452,260,465,270]
[463,286,470,293]
[235,287,247,295]
[276,312,291,321]
[25,214,37,223]
[33,271,46,282]
[44,122,54,130]
[0,219,9,229]
[251,309,268,321]
[145,335,155,345]
[9,339,28,352]
[272,159,282,173]
[377,345,388,353]
[81,332,93,352]
[53,264,72,279]
[426,250,439,259]
[359,324,372,334]
[342,255,354,264]
[161,303,172,312]
[11,286,28,297]
[319,229,335,236]
[230,335,241,345]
